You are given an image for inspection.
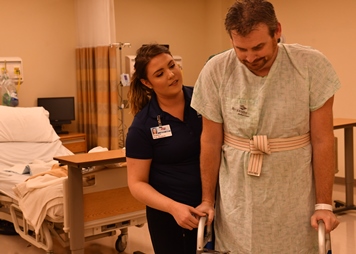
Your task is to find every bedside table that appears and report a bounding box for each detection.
[59,133,87,154]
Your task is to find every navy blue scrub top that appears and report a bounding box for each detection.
[126,86,202,207]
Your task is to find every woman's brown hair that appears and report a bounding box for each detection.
[127,44,172,115]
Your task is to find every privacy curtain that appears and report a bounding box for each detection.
[76,46,119,150]
[75,0,119,150]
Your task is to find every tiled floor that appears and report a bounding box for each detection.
[1,183,356,254]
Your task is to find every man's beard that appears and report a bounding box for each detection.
[242,56,268,72]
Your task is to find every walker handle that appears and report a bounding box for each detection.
[318,220,332,254]
[197,216,212,251]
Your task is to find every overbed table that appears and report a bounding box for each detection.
[54,149,126,254]
[333,118,356,213]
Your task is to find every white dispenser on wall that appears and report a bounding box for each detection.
[0,57,24,84]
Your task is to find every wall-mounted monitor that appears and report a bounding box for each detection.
[37,97,75,134]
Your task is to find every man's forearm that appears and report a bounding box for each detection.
[313,135,335,204]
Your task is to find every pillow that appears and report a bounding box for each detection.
[0,105,59,142]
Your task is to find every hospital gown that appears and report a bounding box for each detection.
[191,44,340,254]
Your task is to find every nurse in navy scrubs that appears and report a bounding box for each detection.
[125,44,205,254]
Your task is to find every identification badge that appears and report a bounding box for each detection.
[151,125,172,139]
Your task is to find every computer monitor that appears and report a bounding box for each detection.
[37,97,75,134]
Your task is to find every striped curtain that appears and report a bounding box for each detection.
[75,45,119,150]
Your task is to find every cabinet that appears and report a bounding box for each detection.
[59,133,87,154]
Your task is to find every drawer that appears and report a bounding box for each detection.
[59,133,87,154]
[62,141,87,154]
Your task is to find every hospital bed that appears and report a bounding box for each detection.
[0,105,146,253]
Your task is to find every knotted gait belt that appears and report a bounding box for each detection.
[224,132,311,176]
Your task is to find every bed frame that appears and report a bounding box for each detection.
[0,149,146,254]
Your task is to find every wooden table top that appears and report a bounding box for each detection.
[54,149,126,168]
[333,118,356,129]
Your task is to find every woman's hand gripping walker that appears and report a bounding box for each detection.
[196,216,230,254]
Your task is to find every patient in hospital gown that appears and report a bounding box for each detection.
[191,0,340,253]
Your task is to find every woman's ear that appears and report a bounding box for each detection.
[140,79,152,89]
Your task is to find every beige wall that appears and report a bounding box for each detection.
[0,0,77,106]
[1,0,356,177]
[114,0,232,133]
[114,0,234,85]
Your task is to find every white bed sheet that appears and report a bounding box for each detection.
[0,170,28,200]
[0,140,73,169]
[0,140,74,232]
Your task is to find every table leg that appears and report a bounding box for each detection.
[344,127,355,207]
[68,165,85,254]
